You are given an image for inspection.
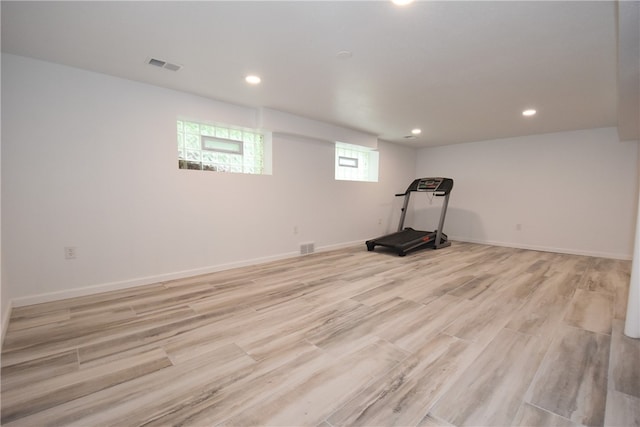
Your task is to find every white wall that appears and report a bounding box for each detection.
[1,54,417,305]
[5,52,636,315]
[624,147,640,338]
[1,46,7,344]
[415,128,638,259]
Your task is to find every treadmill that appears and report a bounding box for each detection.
[366,177,454,256]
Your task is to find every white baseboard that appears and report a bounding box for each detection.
[450,236,633,260]
[10,240,365,308]
[10,236,627,309]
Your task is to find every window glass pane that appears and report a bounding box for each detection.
[243,132,255,143]
[185,134,200,150]
[185,150,201,161]
[339,156,358,168]
[184,121,199,134]
[177,119,268,175]
[200,124,215,136]
[215,127,229,139]
[203,137,242,154]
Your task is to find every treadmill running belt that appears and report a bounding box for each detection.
[372,228,430,247]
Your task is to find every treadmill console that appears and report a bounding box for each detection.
[406,177,454,196]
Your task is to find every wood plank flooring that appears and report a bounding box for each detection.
[2,242,639,426]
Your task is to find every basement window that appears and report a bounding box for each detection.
[177,120,271,174]
[335,142,379,182]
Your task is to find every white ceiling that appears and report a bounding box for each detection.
[1,1,633,147]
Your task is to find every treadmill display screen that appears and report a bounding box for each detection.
[418,178,441,191]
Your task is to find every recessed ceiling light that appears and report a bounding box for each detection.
[245,75,261,85]
[522,109,537,117]
[392,0,414,5]
[336,50,353,59]
[411,128,422,135]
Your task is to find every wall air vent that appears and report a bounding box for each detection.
[163,62,182,72]
[300,242,315,255]
[146,57,182,72]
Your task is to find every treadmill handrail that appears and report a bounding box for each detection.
[398,190,446,197]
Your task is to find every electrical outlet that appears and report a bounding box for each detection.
[294,226,299,235]
[64,246,77,260]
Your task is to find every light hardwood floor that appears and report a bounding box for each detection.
[1,242,639,426]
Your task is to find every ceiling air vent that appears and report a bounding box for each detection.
[146,57,182,72]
